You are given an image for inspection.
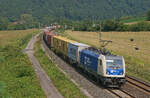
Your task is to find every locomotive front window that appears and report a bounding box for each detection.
[106,59,123,69]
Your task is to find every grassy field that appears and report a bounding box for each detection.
[0,29,46,97]
[120,16,146,23]
[65,30,150,82]
[34,36,86,98]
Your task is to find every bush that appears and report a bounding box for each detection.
[102,20,118,31]
[136,22,150,31]
[146,10,150,21]
[128,22,150,31]
[128,24,139,31]
[7,24,26,30]
[15,24,26,30]
[13,66,33,78]
[116,23,129,31]
[7,24,16,30]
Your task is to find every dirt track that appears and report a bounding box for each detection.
[24,32,63,98]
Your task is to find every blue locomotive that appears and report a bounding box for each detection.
[68,42,126,87]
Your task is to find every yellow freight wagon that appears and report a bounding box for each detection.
[52,36,76,56]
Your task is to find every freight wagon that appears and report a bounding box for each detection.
[52,36,76,57]
[43,30,56,48]
[68,42,89,63]
[47,33,56,47]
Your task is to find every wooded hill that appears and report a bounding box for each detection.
[1,0,150,22]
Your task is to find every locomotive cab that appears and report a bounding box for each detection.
[99,56,126,87]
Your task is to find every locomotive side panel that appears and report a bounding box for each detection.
[80,50,99,73]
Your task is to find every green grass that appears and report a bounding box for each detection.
[34,36,86,98]
[19,31,38,49]
[120,16,146,23]
[0,30,45,97]
[0,81,5,97]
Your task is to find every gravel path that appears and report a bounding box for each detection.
[24,33,63,98]
[41,35,115,98]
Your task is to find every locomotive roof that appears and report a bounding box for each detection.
[85,47,113,56]
[105,56,123,60]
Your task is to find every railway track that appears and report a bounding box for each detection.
[42,34,150,98]
[107,89,134,98]
[124,75,150,96]
[81,67,150,97]
[75,66,135,98]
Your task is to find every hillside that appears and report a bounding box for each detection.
[1,0,150,21]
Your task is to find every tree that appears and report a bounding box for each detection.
[102,20,118,31]
[146,10,150,21]
[0,17,8,30]
[21,14,34,28]
[7,24,16,30]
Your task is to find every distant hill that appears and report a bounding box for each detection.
[0,0,150,21]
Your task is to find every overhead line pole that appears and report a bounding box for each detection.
[98,22,112,55]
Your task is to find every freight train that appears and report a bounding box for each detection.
[43,27,126,87]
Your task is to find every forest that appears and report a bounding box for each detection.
[0,0,150,31]
[1,0,150,21]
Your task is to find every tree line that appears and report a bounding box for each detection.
[61,11,150,32]
[0,14,39,30]
[0,10,150,31]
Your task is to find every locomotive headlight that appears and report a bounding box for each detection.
[111,70,114,73]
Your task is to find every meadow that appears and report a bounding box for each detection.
[0,29,46,97]
[65,30,150,82]
[120,16,146,24]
